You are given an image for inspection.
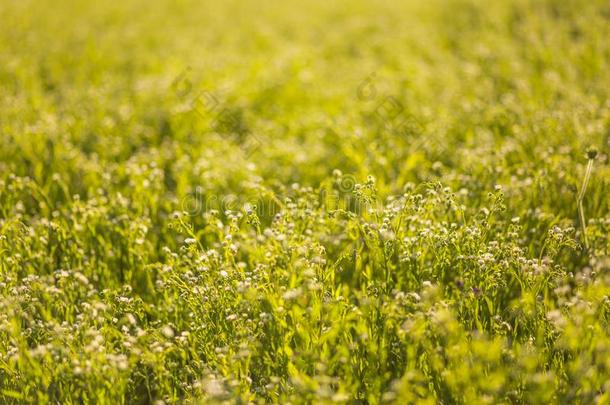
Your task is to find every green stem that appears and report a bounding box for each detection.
[577,159,594,250]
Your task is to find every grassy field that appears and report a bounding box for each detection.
[1,0,610,403]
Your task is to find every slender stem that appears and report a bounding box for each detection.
[577,159,594,250]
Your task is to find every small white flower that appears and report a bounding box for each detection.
[161,325,174,338]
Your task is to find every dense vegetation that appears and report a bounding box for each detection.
[1,0,609,403]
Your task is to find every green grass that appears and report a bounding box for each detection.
[1,0,610,403]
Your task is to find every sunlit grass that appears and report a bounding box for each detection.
[0,0,609,403]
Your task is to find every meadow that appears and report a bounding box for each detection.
[1,0,610,403]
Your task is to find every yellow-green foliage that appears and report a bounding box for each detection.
[1,0,610,403]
